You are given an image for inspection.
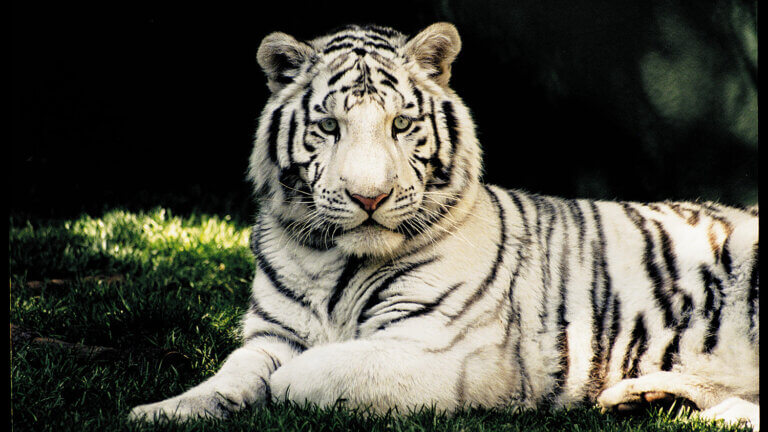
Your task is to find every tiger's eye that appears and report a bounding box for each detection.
[393,115,412,132]
[319,118,338,134]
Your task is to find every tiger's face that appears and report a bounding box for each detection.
[296,53,430,256]
[250,23,481,257]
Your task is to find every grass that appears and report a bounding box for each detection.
[9,208,752,431]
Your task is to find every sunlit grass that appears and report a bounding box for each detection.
[9,209,753,431]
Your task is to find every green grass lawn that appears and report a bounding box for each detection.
[9,208,751,431]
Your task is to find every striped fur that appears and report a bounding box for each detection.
[130,23,759,429]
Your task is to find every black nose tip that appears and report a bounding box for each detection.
[347,191,390,214]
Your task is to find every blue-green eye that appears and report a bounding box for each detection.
[393,115,412,132]
[319,118,338,134]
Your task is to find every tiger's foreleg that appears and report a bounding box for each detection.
[597,371,759,430]
[128,338,299,422]
[269,338,466,413]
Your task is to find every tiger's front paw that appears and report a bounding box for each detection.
[598,379,694,414]
[129,395,225,422]
[268,345,355,408]
[269,360,345,407]
[128,388,254,422]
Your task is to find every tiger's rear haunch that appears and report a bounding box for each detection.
[130,23,760,430]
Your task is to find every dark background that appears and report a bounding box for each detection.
[11,1,758,222]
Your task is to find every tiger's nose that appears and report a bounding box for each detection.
[347,191,390,213]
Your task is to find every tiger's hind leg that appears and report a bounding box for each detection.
[597,371,759,430]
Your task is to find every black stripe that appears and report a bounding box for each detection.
[413,155,430,165]
[606,296,622,373]
[329,31,393,48]
[428,97,441,153]
[504,190,532,307]
[448,187,507,324]
[624,314,648,378]
[364,41,395,52]
[496,191,531,402]
[622,203,675,328]
[700,267,724,353]
[410,80,424,114]
[301,88,317,153]
[396,174,467,241]
[301,87,313,123]
[661,293,693,370]
[653,220,680,281]
[309,164,324,190]
[532,196,557,326]
[551,204,571,399]
[507,190,531,236]
[649,217,690,367]
[244,329,307,352]
[307,131,325,140]
[252,233,316,313]
[267,107,284,165]
[328,66,355,86]
[324,34,360,46]
[323,42,354,54]
[285,112,297,166]
[260,377,272,406]
[327,256,365,316]
[377,68,399,84]
[586,201,613,398]
[566,200,586,262]
[357,258,437,325]
[363,25,398,38]
[320,90,337,112]
[248,298,304,342]
[408,160,424,183]
[379,79,397,91]
[441,100,458,168]
[378,282,465,331]
[426,99,450,186]
[255,254,310,309]
[267,349,281,370]
[355,262,402,297]
[406,125,422,137]
[721,242,733,274]
[248,298,286,328]
[544,199,558,320]
[363,33,392,44]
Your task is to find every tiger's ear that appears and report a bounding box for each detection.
[257,32,316,92]
[404,23,462,87]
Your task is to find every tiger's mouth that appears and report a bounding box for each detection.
[360,218,386,229]
[343,216,393,235]
[333,215,407,258]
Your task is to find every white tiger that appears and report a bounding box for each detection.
[129,23,760,430]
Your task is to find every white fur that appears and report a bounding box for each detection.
[130,23,759,430]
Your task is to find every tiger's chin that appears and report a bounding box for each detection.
[334,224,406,258]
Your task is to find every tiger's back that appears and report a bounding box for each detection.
[480,190,759,407]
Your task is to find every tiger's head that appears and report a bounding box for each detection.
[249,23,482,258]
